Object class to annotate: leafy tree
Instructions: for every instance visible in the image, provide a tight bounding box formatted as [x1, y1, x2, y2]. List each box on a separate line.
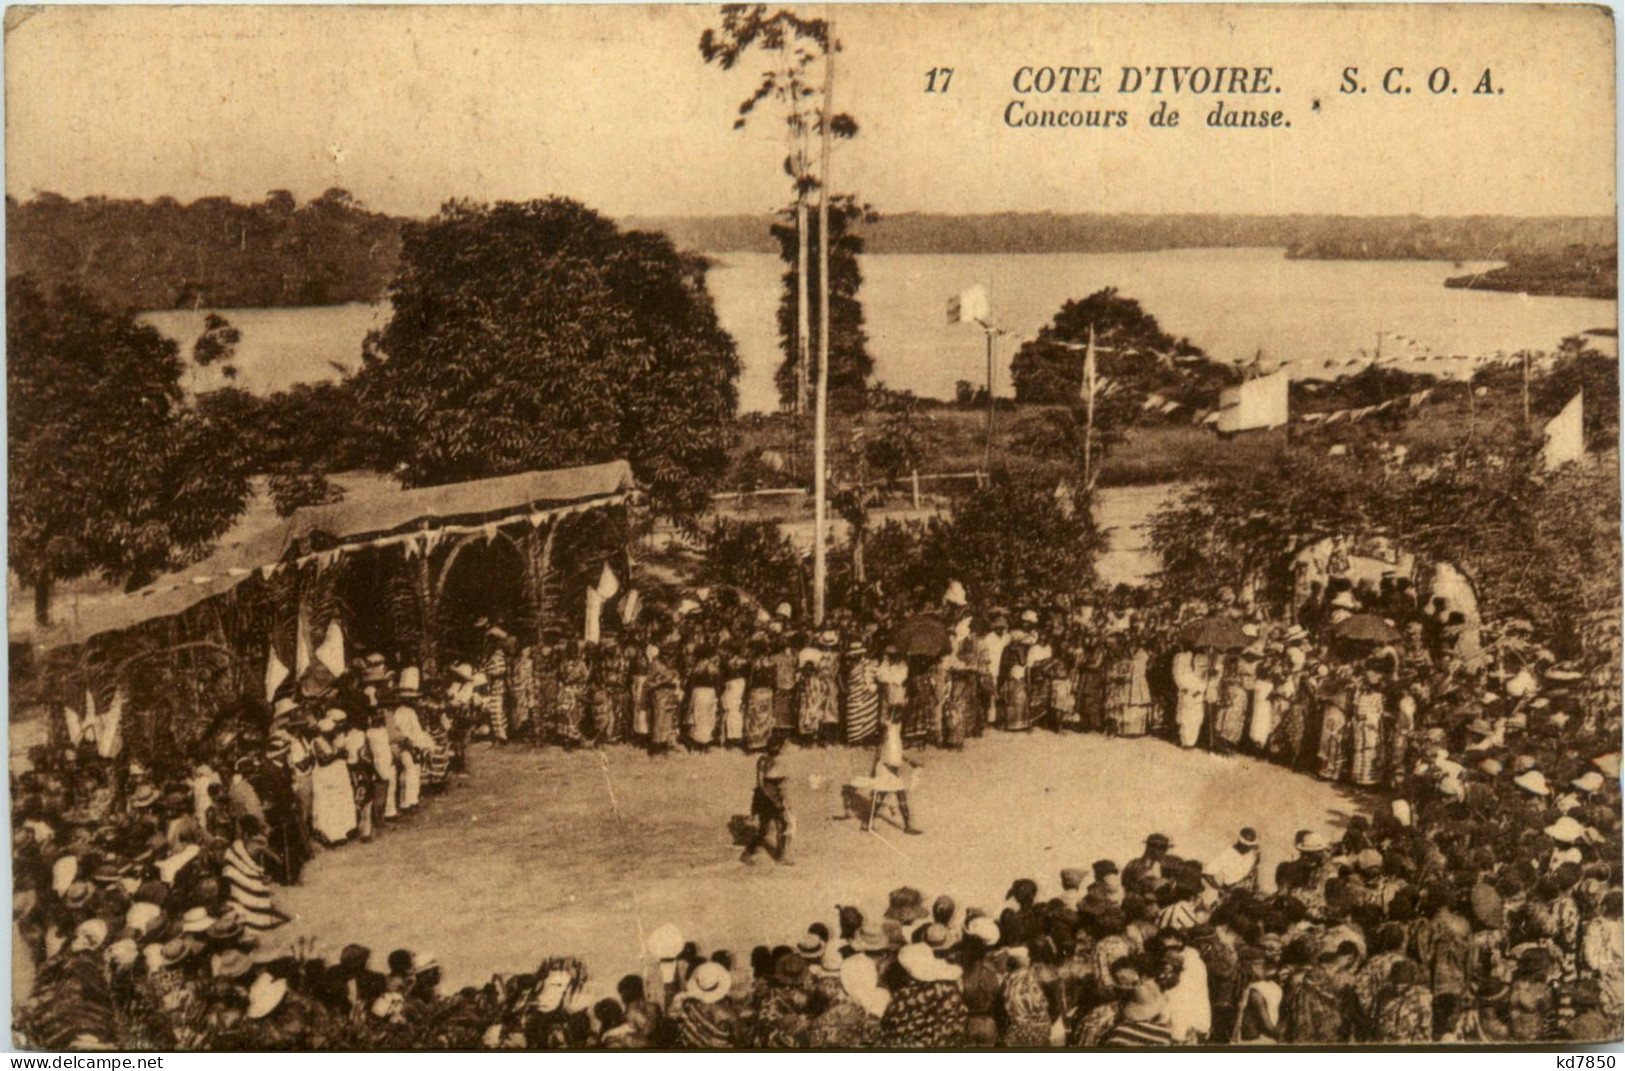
[1531, 337, 1619, 449]
[1009, 287, 1225, 405]
[698, 517, 806, 614]
[352, 198, 741, 518]
[771, 195, 876, 411]
[8, 276, 255, 624]
[1149, 437, 1621, 653]
[700, 5, 857, 413]
[191, 312, 241, 380]
[940, 476, 1102, 607]
[1149, 445, 1387, 606]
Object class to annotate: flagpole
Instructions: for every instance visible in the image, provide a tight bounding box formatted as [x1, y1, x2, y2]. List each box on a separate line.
[812, 8, 834, 627]
[983, 324, 995, 471]
[1083, 325, 1095, 489]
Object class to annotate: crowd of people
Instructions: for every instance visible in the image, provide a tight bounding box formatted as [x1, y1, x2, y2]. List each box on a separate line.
[11, 568, 1622, 1048]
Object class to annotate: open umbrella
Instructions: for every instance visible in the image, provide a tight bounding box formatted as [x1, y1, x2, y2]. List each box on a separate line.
[890, 614, 951, 657]
[1176, 616, 1249, 650]
[1330, 613, 1401, 644]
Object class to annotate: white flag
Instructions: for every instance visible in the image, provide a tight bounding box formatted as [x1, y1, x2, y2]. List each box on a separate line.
[946, 283, 990, 325]
[1081, 325, 1098, 404]
[1215, 368, 1290, 433]
[265, 643, 291, 703]
[1542, 390, 1584, 470]
[314, 619, 347, 677]
[295, 606, 313, 675]
[595, 562, 621, 600]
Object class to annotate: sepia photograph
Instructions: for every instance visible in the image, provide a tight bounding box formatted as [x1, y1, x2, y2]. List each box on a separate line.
[3, 2, 1620, 1051]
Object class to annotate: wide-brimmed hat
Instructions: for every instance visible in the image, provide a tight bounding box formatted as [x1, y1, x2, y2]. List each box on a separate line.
[1546, 663, 1584, 682]
[897, 942, 961, 983]
[146, 937, 192, 971]
[247, 972, 289, 1019]
[449, 662, 476, 682]
[1297, 832, 1329, 854]
[62, 881, 95, 909]
[1144, 833, 1171, 850]
[181, 907, 215, 934]
[129, 785, 161, 809]
[207, 914, 245, 943]
[813, 944, 844, 978]
[922, 923, 950, 949]
[126, 901, 163, 937]
[850, 921, 892, 953]
[1514, 770, 1552, 796]
[212, 949, 253, 979]
[647, 923, 684, 960]
[687, 962, 732, 1004]
[796, 931, 826, 959]
[1545, 816, 1585, 843]
[885, 886, 928, 923]
[773, 949, 808, 986]
[1121, 981, 1166, 1022]
[72, 918, 109, 953]
[1573, 771, 1606, 793]
[964, 916, 1000, 946]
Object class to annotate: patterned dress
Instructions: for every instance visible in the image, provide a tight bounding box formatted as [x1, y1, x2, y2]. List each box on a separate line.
[1001, 641, 1032, 731]
[744, 657, 776, 751]
[844, 658, 880, 745]
[880, 981, 967, 1049]
[942, 668, 976, 749]
[1349, 688, 1385, 786]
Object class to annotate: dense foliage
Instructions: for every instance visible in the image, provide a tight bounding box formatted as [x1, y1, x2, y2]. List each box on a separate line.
[1149, 433, 1621, 655]
[6, 190, 402, 310]
[1009, 287, 1233, 406]
[352, 198, 741, 518]
[7, 277, 256, 623]
[771, 196, 876, 411]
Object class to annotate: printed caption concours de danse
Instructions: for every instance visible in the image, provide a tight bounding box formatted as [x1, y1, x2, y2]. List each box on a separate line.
[919, 63, 1507, 129]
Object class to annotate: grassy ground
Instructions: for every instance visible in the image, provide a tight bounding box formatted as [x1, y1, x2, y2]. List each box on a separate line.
[727, 387, 1528, 499]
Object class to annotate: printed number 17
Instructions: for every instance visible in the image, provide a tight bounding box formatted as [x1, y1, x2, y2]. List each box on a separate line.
[925, 67, 954, 93]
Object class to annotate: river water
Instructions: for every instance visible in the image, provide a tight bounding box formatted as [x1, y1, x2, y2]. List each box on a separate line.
[144, 247, 1614, 411]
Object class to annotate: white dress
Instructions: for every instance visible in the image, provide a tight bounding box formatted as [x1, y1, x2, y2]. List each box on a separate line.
[871, 721, 907, 791]
[310, 737, 357, 843]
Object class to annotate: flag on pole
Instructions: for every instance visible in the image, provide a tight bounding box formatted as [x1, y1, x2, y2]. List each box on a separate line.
[595, 562, 621, 601]
[314, 620, 346, 677]
[946, 283, 990, 325]
[1541, 390, 1584, 470]
[1081, 325, 1098, 404]
[265, 644, 290, 703]
[1215, 368, 1291, 433]
[295, 606, 313, 675]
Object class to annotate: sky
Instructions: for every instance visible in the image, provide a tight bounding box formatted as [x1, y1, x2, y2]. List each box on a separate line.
[6, 4, 1616, 220]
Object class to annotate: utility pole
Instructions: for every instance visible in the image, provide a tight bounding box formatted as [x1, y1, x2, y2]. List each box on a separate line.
[812, 9, 834, 626]
[1521, 350, 1532, 431]
[983, 324, 996, 471]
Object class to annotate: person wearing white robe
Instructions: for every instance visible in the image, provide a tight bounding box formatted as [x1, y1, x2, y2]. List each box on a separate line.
[1164, 945, 1212, 1044]
[388, 675, 437, 814]
[1172, 649, 1209, 748]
